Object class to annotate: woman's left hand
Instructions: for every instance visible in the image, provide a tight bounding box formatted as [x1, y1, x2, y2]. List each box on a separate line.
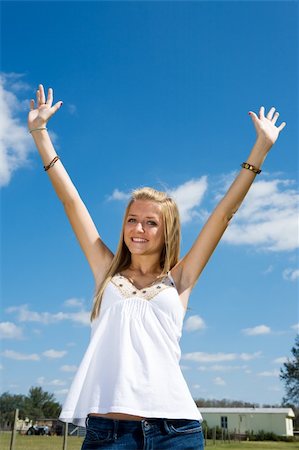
[249, 106, 286, 149]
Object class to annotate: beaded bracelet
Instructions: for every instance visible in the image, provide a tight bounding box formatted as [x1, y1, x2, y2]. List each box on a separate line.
[29, 127, 47, 133]
[241, 162, 262, 174]
[44, 155, 60, 171]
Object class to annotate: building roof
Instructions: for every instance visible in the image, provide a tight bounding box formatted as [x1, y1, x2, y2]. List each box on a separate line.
[198, 408, 295, 417]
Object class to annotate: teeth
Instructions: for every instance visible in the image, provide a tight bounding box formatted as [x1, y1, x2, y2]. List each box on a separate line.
[132, 238, 147, 243]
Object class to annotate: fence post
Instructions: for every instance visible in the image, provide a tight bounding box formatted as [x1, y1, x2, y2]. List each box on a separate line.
[62, 422, 68, 450]
[9, 408, 18, 450]
[212, 427, 216, 445]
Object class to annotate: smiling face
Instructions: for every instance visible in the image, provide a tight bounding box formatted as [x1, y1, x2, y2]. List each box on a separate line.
[123, 200, 165, 259]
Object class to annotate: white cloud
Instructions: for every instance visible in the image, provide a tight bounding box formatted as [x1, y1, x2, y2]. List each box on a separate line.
[283, 268, 299, 282]
[107, 177, 208, 224]
[242, 325, 271, 336]
[168, 177, 208, 224]
[0, 322, 23, 339]
[214, 376, 226, 386]
[197, 364, 248, 372]
[182, 351, 261, 363]
[60, 365, 78, 372]
[37, 376, 66, 386]
[108, 189, 131, 201]
[273, 357, 287, 364]
[240, 352, 262, 361]
[1, 350, 39, 361]
[192, 384, 201, 389]
[220, 178, 299, 252]
[179, 365, 190, 371]
[258, 370, 280, 377]
[262, 265, 274, 275]
[64, 298, 84, 308]
[1, 73, 32, 93]
[54, 388, 69, 396]
[7, 304, 90, 326]
[67, 104, 77, 115]
[291, 323, 299, 332]
[184, 315, 206, 332]
[43, 349, 67, 359]
[0, 73, 33, 186]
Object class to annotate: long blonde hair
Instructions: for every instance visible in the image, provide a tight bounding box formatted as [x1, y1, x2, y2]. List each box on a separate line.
[91, 187, 181, 320]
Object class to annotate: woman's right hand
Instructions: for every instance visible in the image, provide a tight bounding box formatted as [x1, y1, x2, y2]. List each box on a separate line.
[28, 84, 63, 131]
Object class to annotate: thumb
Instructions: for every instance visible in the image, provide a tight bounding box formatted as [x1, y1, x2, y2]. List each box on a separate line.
[248, 111, 259, 125]
[50, 101, 63, 115]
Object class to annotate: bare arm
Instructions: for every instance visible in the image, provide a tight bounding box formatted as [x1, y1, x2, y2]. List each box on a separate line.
[28, 85, 113, 284]
[172, 106, 286, 298]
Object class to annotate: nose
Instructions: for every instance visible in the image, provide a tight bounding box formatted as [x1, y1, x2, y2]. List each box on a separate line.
[135, 221, 145, 232]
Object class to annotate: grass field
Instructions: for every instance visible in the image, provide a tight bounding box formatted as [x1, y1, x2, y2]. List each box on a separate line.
[0, 433, 298, 450]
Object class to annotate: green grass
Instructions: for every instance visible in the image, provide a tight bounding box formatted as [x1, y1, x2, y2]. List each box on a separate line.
[0, 433, 82, 450]
[205, 441, 298, 449]
[0, 433, 298, 450]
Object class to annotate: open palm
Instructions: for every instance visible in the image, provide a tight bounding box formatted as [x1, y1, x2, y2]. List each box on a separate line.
[28, 84, 62, 130]
[249, 106, 286, 147]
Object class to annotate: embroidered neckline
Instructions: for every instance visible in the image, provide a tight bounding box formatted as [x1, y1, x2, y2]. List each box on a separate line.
[110, 273, 176, 301]
[118, 272, 166, 291]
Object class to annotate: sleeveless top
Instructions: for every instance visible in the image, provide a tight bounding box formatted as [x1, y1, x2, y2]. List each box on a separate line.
[59, 272, 202, 426]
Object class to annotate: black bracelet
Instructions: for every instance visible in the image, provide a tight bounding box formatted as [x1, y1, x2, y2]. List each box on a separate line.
[44, 155, 60, 171]
[241, 162, 262, 174]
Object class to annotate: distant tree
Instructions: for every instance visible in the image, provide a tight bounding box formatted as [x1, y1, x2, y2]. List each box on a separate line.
[195, 398, 259, 408]
[24, 387, 61, 420]
[280, 335, 299, 406]
[0, 387, 61, 429]
[0, 392, 26, 429]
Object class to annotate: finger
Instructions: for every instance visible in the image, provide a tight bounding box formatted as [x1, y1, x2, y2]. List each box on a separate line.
[46, 88, 53, 106]
[30, 99, 35, 111]
[272, 111, 279, 125]
[39, 84, 46, 104]
[50, 101, 63, 115]
[36, 88, 41, 105]
[266, 106, 276, 120]
[277, 121, 286, 132]
[248, 111, 259, 125]
[259, 106, 265, 119]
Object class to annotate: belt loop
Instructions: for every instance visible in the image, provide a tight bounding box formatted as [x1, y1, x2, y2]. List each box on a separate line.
[113, 420, 118, 440]
[163, 418, 171, 433]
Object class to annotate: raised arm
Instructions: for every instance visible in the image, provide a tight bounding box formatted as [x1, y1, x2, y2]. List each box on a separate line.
[172, 106, 286, 297]
[28, 84, 113, 285]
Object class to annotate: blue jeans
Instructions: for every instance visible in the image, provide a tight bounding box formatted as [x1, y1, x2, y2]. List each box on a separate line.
[81, 415, 204, 449]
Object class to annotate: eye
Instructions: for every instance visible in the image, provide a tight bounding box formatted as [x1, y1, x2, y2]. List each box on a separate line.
[147, 220, 157, 226]
[127, 218, 136, 223]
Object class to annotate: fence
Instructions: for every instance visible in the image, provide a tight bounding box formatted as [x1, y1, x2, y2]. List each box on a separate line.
[8, 409, 81, 450]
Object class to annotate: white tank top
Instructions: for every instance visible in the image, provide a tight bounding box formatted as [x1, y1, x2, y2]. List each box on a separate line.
[59, 272, 202, 426]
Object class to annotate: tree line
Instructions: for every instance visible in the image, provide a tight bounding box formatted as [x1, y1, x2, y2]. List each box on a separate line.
[0, 386, 61, 429]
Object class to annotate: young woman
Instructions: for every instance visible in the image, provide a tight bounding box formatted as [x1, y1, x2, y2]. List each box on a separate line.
[28, 85, 286, 450]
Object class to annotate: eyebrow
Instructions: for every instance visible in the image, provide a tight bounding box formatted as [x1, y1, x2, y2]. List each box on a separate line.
[127, 214, 159, 220]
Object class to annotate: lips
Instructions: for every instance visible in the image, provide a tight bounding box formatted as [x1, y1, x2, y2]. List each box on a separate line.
[131, 238, 148, 243]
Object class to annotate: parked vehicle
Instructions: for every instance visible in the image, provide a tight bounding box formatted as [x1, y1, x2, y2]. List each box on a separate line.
[26, 424, 51, 435]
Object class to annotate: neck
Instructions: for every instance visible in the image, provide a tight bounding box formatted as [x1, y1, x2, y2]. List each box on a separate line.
[128, 255, 161, 276]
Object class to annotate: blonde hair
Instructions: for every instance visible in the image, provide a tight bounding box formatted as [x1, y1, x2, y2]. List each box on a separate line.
[91, 187, 181, 320]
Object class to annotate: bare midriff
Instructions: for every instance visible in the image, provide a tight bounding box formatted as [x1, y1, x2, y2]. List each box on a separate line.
[88, 412, 146, 421]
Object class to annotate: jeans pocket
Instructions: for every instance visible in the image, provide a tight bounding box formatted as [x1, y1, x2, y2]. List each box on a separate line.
[166, 419, 202, 435]
[84, 427, 113, 444]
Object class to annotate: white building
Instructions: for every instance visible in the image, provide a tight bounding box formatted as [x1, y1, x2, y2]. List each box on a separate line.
[199, 407, 295, 437]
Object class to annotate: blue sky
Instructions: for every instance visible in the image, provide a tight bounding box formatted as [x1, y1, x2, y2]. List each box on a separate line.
[1, 1, 298, 409]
